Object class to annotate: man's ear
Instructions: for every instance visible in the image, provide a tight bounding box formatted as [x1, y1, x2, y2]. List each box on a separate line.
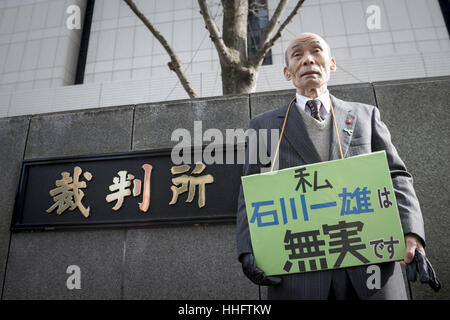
[283, 66, 292, 80]
[330, 57, 337, 72]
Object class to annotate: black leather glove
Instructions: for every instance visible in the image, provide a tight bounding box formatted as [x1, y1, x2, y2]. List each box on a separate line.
[240, 253, 282, 286]
[406, 249, 441, 292]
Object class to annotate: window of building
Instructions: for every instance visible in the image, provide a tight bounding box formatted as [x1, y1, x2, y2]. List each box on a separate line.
[75, 0, 95, 85]
[247, 0, 273, 65]
[439, 0, 450, 37]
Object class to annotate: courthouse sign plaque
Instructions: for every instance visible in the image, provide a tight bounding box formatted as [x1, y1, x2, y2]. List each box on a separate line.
[12, 147, 242, 231]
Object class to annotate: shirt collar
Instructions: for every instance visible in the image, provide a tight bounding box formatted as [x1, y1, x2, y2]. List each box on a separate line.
[295, 90, 331, 114]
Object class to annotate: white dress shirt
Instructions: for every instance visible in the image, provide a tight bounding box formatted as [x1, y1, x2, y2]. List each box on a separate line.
[295, 90, 331, 120]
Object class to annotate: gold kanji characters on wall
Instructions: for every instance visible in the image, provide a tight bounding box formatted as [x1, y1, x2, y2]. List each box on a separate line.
[169, 162, 214, 208]
[46, 166, 93, 218]
[46, 161, 213, 218]
[106, 164, 153, 212]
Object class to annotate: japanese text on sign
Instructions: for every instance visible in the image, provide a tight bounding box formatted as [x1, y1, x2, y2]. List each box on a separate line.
[241, 151, 405, 276]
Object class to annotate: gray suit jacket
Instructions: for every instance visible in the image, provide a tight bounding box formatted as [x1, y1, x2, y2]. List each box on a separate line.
[236, 94, 425, 299]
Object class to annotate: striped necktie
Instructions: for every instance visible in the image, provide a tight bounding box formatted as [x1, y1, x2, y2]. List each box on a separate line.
[306, 99, 323, 121]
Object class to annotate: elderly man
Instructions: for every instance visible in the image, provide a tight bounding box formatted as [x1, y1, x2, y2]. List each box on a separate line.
[236, 32, 426, 299]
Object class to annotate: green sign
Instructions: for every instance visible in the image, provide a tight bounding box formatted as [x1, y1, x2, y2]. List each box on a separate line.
[241, 151, 405, 276]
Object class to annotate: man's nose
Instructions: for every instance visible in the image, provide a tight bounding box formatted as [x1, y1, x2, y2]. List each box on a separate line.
[302, 54, 315, 65]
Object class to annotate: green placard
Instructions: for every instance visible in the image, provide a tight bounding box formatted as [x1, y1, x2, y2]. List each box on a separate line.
[241, 151, 405, 276]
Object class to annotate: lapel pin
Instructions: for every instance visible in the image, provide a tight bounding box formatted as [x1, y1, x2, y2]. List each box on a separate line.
[343, 128, 353, 136]
[346, 118, 353, 124]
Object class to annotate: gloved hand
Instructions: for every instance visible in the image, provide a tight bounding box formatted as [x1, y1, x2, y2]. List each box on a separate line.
[406, 249, 441, 292]
[240, 253, 282, 286]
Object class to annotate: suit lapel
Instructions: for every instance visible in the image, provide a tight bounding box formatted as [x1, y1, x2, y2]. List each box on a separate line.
[328, 95, 357, 160]
[276, 100, 321, 164]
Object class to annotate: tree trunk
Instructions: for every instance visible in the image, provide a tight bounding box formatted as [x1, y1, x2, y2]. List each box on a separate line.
[220, 0, 255, 95]
[199, 0, 305, 96]
[222, 0, 248, 63]
[221, 64, 258, 95]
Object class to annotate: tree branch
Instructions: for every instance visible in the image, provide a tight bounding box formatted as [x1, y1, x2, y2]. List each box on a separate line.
[250, 0, 305, 67]
[197, 0, 232, 65]
[123, 0, 198, 99]
[259, 0, 289, 46]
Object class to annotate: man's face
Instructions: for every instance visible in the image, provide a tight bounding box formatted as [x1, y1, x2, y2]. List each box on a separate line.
[284, 34, 336, 92]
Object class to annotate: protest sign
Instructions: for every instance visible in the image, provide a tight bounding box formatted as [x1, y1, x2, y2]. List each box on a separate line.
[241, 151, 405, 275]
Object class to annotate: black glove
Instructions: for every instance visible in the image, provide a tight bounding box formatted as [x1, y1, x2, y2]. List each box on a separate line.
[240, 253, 282, 286]
[406, 249, 441, 292]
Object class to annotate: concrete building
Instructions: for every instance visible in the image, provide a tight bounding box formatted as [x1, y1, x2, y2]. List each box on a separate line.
[0, 0, 449, 116]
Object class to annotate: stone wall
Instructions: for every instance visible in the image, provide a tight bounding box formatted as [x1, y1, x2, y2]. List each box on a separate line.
[1, 76, 448, 300]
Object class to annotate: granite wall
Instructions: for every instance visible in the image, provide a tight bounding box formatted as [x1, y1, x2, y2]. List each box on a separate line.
[0, 76, 448, 300]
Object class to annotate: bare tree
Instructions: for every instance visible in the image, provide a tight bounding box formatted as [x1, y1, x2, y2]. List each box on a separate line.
[124, 0, 305, 97]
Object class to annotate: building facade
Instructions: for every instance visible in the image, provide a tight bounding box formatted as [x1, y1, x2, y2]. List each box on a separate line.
[0, 0, 449, 116]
